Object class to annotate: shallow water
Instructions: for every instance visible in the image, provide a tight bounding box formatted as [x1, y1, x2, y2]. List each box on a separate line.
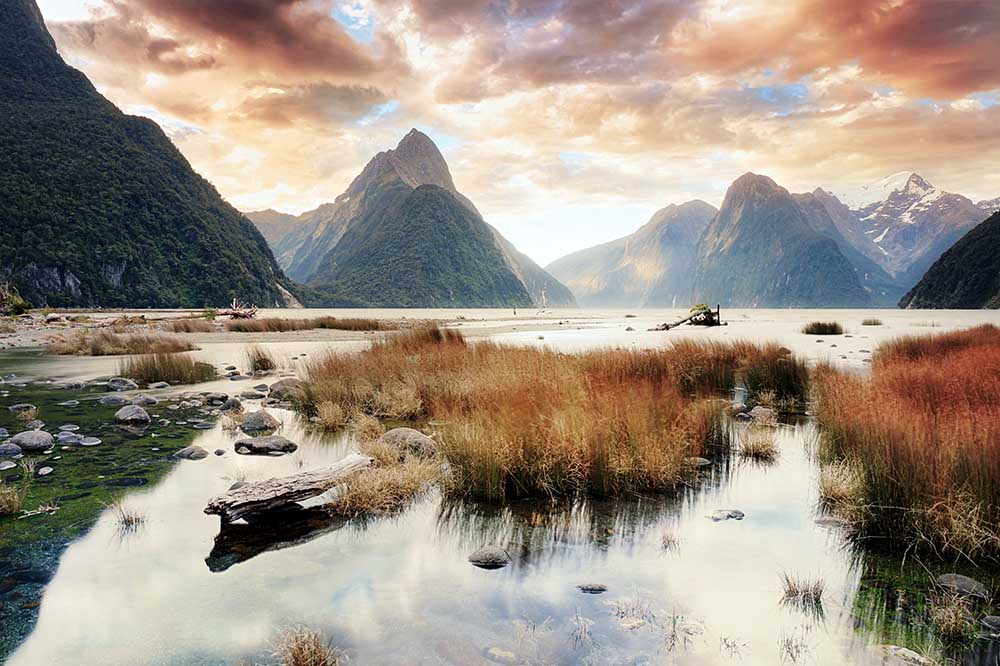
[3, 309, 1000, 665]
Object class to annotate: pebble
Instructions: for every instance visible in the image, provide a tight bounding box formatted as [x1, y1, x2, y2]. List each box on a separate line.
[576, 584, 608, 594]
[709, 509, 745, 522]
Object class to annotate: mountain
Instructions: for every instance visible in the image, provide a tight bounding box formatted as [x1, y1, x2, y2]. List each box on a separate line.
[836, 172, 986, 289]
[248, 129, 574, 307]
[978, 197, 1000, 215]
[900, 211, 1000, 309]
[692, 173, 870, 307]
[545, 201, 716, 307]
[0, 0, 296, 308]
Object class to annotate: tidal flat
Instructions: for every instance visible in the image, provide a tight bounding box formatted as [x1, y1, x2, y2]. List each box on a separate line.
[1, 308, 999, 666]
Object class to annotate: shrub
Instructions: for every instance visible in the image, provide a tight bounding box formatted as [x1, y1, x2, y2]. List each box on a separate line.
[119, 353, 217, 385]
[244, 344, 278, 373]
[48, 331, 197, 356]
[814, 325, 1000, 560]
[302, 326, 802, 500]
[861, 318, 883, 326]
[0, 281, 29, 316]
[802, 321, 843, 335]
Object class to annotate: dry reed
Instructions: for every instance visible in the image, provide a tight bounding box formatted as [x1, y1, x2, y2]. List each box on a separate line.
[226, 316, 394, 333]
[48, 330, 197, 356]
[119, 353, 217, 385]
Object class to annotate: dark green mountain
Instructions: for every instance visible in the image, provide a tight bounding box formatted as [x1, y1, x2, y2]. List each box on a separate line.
[248, 129, 575, 308]
[692, 173, 870, 307]
[0, 0, 295, 307]
[307, 173, 533, 308]
[900, 211, 1000, 309]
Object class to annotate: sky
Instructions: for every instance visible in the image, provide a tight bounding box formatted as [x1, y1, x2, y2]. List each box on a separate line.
[38, 0, 1000, 266]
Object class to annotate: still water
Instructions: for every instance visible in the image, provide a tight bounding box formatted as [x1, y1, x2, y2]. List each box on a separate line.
[3, 309, 1000, 665]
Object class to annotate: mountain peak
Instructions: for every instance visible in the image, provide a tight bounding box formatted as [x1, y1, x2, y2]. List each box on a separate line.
[841, 171, 935, 209]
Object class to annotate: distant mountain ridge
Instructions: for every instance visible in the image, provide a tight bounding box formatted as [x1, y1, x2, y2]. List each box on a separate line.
[1, 0, 296, 308]
[901, 211, 1000, 309]
[248, 130, 574, 308]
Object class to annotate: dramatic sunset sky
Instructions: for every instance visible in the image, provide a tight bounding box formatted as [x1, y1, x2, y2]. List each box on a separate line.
[37, 0, 1000, 264]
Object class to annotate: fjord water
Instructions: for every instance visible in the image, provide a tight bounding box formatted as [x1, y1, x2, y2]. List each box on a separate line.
[3, 309, 1000, 665]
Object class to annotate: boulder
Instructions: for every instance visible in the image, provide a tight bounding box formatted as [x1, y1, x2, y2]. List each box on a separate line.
[234, 435, 298, 456]
[220, 398, 243, 413]
[468, 546, 511, 570]
[749, 406, 776, 423]
[240, 410, 280, 433]
[709, 509, 745, 522]
[269, 378, 305, 401]
[11, 431, 54, 452]
[148, 382, 171, 390]
[173, 445, 209, 460]
[107, 377, 138, 392]
[0, 443, 23, 458]
[7, 403, 36, 413]
[379, 428, 437, 460]
[131, 394, 159, 406]
[204, 392, 228, 405]
[114, 405, 151, 425]
[935, 573, 989, 599]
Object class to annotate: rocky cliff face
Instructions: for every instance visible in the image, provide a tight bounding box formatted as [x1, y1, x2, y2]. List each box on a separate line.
[0, 0, 294, 307]
[248, 129, 575, 307]
[901, 211, 1000, 309]
[546, 201, 716, 307]
[692, 174, 870, 307]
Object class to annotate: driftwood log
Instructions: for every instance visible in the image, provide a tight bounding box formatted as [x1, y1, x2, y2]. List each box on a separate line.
[204, 453, 372, 522]
[650, 304, 723, 331]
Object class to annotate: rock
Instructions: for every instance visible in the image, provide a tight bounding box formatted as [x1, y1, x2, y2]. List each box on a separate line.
[0, 460, 16, 471]
[228, 481, 247, 491]
[114, 405, 151, 425]
[0, 428, 7, 439]
[234, 435, 298, 456]
[240, 391, 265, 400]
[23, 420, 44, 430]
[982, 616, 1000, 634]
[131, 394, 159, 406]
[709, 509, 745, 522]
[173, 445, 209, 460]
[468, 546, 511, 570]
[220, 398, 243, 413]
[214, 449, 226, 456]
[57, 400, 79, 407]
[0, 443, 23, 458]
[625, 326, 635, 332]
[269, 378, 305, 401]
[729, 402, 748, 415]
[56, 432, 82, 444]
[148, 382, 171, 390]
[229, 375, 251, 381]
[253, 384, 269, 392]
[58, 424, 79, 432]
[99, 395, 129, 406]
[734, 412, 752, 421]
[685, 457, 711, 467]
[204, 392, 228, 405]
[378, 428, 438, 460]
[79, 437, 102, 447]
[107, 377, 138, 392]
[935, 573, 989, 599]
[7, 403, 36, 413]
[577, 583, 608, 594]
[884, 645, 936, 665]
[748, 406, 776, 423]
[11, 431, 54, 452]
[37, 466, 53, 477]
[240, 410, 280, 433]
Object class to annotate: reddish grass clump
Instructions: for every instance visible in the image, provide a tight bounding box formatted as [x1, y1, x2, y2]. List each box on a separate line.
[815, 324, 1000, 559]
[225, 316, 395, 333]
[303, 326, 802, 501]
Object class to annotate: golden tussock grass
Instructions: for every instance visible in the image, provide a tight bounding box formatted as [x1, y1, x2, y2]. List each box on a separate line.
[303, 326, 803, 500]
[815, 324, 1000, 560]
[244, 344, 278, 373]
[802, 321, 844, 335]
[119, 353, 217, 385]
[162, 318, 215, 333]
[325, 455, 442, 518]
[273, 626, 339, 666]
[928, 592, 976, 642]
[48, 330, 197, 356]
[861, 318, 883, 326]
[738, 423, 779, 461]
[226, 316, 395, 333]
[0, 481, 24, 516]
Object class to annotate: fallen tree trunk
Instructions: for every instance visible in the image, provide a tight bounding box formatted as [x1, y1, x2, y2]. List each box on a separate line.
[204, 453, 373, 522]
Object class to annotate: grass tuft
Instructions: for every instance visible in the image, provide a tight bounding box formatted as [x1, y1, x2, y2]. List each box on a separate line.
[802, 321, 843, 335]
[119, 353, 217, 385]
[738, 423, 779, 461]
[861, 318, 883, 326]
[274, 626, 339, 666]
[928, 592, 976, 643]
[0, 480, 24, 515]
[108, 499, 146, 535]
[324, 455, 442, 518]
[162, 318, 215, 333]
[244, 344, 278, 373]
[780, 572, 825, 615]
[48, 330, 197, 356]
[226, 316, 395, 333]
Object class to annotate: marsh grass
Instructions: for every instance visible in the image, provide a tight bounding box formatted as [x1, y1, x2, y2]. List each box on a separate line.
[303, 327, 805, 500]
[119, 353, 217, 385]
[815, 325, 1000, 560]
[226, 316, 395, 333]
[274, 626, 339, 666]
[780, 572, 825, 617]
[861, 318, 883, 326]
[162, 318, 215, 333]
[325, 452, 442, 518]
[928, 592, 976, 643]
[48, 330, 197, 356]
[739, 423, 779, 461]
[0, 480, 24, 515]
[802, 321, 844, 335]
[107, 499, 146, 535]
[244, 344, 278, 373]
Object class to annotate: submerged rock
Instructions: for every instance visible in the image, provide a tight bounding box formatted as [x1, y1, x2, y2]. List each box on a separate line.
[234, 435, 298, 455]
[7, 403, 36, 413]
[220, 398, 243, 413]
[147, 381, 171, 390]
[884, 645, 936, 665]
[99, 395, 129, 406]
[107, 377, 138, 392]
[269, 378, 304, 401]
[173, 445, 209, 460]
[115, 405, 151, 425]
[79, 437, 102, 447]
[240, 410, 280, 434]
[468, 546, 511, 570]
[380, 428, 437, 460]
[685, 456, 711, 467]
[748, 406, 776, 423]
[36, 466, 54, 477]
[576, 583, 608, 594]
[131, 394, 159, 406]
[709, 509, 745, 522]
[935, 573, 989, 599]
[0, 460, 17, 471]
[0, 443, 23, 458]
[11, 431, 54, 452]
[204, 392, 228, 405]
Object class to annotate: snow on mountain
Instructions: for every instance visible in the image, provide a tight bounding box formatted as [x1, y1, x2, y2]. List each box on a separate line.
[979, 197, 1000, 214]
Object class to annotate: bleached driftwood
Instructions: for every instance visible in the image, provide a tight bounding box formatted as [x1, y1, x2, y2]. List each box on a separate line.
[204, 453, 372, 522]
[221, 298, 258, 320]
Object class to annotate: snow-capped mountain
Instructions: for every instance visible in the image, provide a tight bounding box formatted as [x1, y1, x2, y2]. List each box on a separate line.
[978, 197, 1000, 214]
[835, 172, 987, 289]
